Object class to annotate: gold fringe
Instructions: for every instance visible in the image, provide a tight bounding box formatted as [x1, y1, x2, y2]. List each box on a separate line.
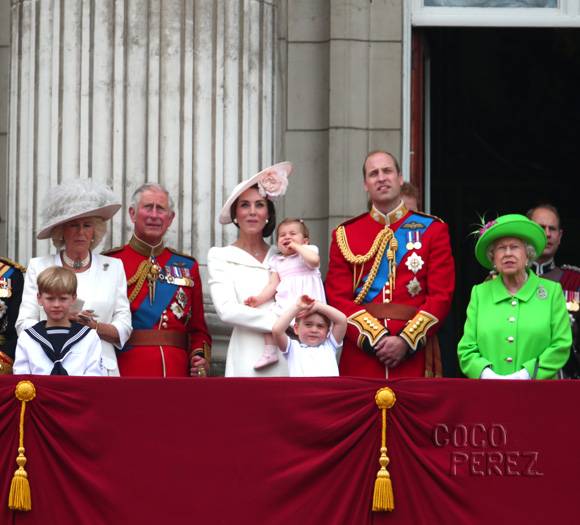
[336, 226, 398, 305]
[8, 380, 36, 512]
[372, 387, 396, 513]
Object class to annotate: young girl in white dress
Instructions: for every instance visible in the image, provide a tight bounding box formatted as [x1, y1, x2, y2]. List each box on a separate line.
[244, 218, 326, 369]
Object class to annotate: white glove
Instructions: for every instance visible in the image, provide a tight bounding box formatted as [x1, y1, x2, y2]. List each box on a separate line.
[509, 368, 531, 380]
[484, 368, 531, 380]
[480, 367, 501, 379]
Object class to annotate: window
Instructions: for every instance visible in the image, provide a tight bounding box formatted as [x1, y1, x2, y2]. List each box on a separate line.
[412, 0, 580, 27]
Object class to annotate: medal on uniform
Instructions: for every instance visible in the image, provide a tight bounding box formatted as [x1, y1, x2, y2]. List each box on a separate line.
[170, 302, 184, 319]
[0, 278, 11, 299]
[405, 252, 424, 274]
[566, 291, 579, 312]
[537, 286, 548, 300]
[413, 231, 422, 250]
[406, 277, 422, 297]
[406, 231, 422, 251]
[176, 287, 188, 309]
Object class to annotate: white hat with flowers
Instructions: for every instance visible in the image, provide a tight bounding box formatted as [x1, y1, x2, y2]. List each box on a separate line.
[218, 162, 293, 225]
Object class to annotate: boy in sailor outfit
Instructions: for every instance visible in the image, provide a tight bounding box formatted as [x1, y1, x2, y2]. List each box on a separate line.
[13, 266, 104, 376]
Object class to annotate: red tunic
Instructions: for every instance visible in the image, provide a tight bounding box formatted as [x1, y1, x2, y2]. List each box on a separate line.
[326, 204, 455, 378]
[107, 239, 211, 377]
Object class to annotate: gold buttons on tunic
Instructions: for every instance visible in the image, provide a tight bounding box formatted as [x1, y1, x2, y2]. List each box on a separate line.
[161, 322, 168, 328]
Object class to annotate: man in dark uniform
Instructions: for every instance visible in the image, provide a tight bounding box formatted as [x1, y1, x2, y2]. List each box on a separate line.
[106, 183, 211, 377]
[528, 204, 580, 377]
[0, 257, 25, 374]
[326, 150, 455, 379]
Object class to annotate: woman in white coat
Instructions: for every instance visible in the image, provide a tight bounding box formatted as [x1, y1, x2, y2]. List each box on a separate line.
[16, 180, 132, 376]
[208, 162, 292, 377]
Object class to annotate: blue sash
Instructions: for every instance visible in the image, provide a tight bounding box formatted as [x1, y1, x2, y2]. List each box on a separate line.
[355, 213, 434, 303]
[131, 253, 194, 330]
[1, 267, 15, 279]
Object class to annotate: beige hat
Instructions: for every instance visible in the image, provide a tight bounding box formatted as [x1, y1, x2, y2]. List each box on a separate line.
[37, 180, 122, 239]
[218, 162, 293, 225]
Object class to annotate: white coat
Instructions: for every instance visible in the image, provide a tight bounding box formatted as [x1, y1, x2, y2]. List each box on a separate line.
[15, 252, 132, 375]
[207, 245, 289, 377]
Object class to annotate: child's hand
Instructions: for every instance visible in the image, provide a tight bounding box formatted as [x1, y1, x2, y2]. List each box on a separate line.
[296, 295, 315, 316]
[244, 296, 260, 307]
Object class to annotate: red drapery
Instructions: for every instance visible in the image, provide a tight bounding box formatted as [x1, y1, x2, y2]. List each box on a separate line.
[0, 377, 577, 525]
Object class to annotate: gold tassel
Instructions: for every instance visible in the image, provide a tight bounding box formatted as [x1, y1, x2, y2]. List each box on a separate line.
[372, 387, 396, 512]
[8, 380, 36, 512]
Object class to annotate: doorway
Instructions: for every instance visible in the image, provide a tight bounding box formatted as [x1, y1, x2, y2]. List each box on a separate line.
[422, 28, 578, 376]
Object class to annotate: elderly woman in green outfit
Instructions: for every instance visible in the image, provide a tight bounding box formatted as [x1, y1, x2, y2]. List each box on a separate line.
[458, 214, 571, 380]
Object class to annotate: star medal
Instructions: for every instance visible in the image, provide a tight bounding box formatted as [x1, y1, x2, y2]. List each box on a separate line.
[406, 277, 422, 297]
[176, 287, 188, 309]
[405, 252, 424, 274]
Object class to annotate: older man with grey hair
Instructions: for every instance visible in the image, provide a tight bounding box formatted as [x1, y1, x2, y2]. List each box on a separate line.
[106, 183, 211, 377]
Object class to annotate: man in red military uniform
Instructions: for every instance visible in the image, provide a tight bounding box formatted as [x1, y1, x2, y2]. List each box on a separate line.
[326, 151, 455, 378]
[528, 203, 580, 378]
[106, 183, 211, 377]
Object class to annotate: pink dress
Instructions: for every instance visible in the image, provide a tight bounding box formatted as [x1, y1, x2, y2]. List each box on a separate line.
[268, 245, 326, 315]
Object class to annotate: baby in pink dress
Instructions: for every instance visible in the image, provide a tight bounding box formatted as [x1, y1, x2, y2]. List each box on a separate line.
[244, 218, 326, 369]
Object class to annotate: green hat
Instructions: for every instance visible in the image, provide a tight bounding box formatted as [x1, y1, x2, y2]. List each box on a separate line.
[474, 214, 546, 269]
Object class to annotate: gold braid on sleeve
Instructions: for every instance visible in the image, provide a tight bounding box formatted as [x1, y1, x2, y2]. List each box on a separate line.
[336, 226, 395, 305]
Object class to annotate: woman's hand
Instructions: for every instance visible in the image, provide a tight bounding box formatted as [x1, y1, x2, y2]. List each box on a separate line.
[71, 309, 99, 329]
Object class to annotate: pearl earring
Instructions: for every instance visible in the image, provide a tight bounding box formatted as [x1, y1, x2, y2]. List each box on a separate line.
[233, 218, 238, 224]
[265, 219, 269, 224]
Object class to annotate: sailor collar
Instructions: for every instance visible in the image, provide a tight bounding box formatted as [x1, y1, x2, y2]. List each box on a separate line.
[370, 201, 408, 226]
[129, 235, 165, 257]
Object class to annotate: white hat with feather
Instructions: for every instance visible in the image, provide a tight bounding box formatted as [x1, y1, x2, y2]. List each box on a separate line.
[37, 179, 122, 240]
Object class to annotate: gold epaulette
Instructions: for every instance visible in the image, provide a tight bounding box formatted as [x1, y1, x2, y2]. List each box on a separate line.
[101, 245, 124, 256]
[167, 247, 197, 262]
[0, 257, 26, 273]
[400, 310, 438, 351]
[562, 264, 580, 273]
[335, 212, 368, 229]
[412, 210, 444, 223]
[348, 309, 388, 347]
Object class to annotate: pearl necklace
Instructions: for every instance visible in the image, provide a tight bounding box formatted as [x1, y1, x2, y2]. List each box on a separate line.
[62, 251, 91, 270]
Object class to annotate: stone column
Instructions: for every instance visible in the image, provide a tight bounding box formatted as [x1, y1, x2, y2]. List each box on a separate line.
[328, 0, 403, 227]
[8, 0, 282, 371]
[8, 0, 280, 259]
[282, 0, 404, 271]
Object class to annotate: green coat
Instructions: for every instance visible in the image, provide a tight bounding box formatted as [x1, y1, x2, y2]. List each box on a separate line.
[458, 270, 572, 379]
